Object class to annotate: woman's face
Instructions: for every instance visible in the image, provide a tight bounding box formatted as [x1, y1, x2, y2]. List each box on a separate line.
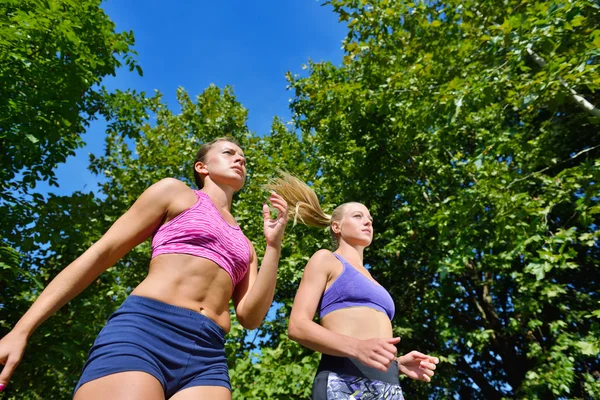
[198, 141, 247, 191]
[334, 203, 373, 247]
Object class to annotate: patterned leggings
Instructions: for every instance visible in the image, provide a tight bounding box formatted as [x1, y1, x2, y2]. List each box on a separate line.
[312, 355, 405, 400]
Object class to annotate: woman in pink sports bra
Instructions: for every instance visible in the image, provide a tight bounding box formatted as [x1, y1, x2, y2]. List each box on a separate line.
[0, 137, 289, 400]
[268, 172, 439, 400]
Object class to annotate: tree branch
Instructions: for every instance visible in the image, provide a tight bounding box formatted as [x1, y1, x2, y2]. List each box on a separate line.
[456, 357, 503, 400]
[463, 262, 529, 388]
[527, 48, 600, 118]
[507, 144, 600, 188]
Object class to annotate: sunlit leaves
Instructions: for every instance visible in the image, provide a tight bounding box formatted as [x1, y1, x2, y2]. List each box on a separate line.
[290, 0, 599, 398]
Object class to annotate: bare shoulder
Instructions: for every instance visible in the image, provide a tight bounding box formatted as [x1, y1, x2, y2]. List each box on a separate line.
[151, 178, 192, 194]
[141, 178, 193, 204]
[309, 249, 337, 264]
[305, 249, 339, 276]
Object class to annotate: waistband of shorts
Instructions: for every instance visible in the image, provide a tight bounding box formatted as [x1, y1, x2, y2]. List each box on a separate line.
[124, 295, 226, 337]
[317, 354, 400, 385]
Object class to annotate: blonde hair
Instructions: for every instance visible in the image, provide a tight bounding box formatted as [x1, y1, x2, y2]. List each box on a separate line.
[265, 171, 356, 247]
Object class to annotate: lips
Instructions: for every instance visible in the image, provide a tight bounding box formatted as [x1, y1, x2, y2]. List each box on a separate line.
[232, 166, 244, 174]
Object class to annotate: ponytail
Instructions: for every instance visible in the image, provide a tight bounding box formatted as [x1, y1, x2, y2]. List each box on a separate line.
[265, 171, 331, 228]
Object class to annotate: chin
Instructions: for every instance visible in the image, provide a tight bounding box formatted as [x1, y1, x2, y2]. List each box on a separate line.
[231, 178, 246, 192]
[350, 237, 372, 247]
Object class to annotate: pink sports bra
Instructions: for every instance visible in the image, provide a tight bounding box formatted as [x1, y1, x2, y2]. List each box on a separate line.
[151, 190, 251, 287]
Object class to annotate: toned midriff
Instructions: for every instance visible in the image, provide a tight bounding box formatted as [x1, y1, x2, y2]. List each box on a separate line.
[321, 306, 394, 340]
[131, 253, 234, 333]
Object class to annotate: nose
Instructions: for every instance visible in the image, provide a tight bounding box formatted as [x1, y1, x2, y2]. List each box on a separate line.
[234, 154, 245, 166]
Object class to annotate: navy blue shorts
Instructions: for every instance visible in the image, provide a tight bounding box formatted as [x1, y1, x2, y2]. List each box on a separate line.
[74, 295, 230, 397]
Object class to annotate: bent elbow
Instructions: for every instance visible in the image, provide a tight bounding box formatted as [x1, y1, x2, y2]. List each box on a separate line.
[243, 320, 261, 331]
[238, 314, 261, 331]
[288, 318, 303, 342]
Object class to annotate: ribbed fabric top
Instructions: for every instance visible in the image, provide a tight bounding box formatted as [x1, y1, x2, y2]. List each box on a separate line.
[151, 190, 251, 287]
[319, 253, 395, 320]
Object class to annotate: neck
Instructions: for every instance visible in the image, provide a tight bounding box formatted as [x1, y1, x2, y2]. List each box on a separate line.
[201, 181, 235, 211]
[336, 242, 365, 264]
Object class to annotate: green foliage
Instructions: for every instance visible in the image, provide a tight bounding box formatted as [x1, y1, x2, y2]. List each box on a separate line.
[231, 335, 319, 399]
[3, 0, 600, 399]
[0, 0, 139, 197]
[0, 1, 139, 398]
[1, 191, 125, 399]
[283, 0, 600, 398]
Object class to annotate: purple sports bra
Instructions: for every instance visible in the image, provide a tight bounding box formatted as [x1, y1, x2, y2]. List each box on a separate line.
[319, 253, 395, 320]
[151, 190, 251, 287]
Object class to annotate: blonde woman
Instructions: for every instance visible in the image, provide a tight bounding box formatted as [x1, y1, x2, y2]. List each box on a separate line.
[268, 172, 439, 400]
[0, 137, 288, 400]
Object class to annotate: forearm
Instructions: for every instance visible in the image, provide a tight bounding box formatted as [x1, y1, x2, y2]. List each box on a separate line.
[12, 245, 111, 338]
[288, 318, 360, 359]
[237, 244, 281, 328]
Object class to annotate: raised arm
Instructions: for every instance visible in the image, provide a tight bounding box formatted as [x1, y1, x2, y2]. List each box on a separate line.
[288, 250, 399, 372]
[0, 178, 188, 390]
[232, 192, 288, 330]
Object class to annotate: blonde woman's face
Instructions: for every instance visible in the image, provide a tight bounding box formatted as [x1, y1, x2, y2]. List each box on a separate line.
[333, 203, 373, 247]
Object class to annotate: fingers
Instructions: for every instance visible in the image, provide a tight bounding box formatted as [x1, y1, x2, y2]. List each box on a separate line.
[359, 339, 398, 373]
[269, 191, 285, 202]
[0, 356, 19, 392]
[265, 192, 288, 222]
[419, 361, 437, 371]
[386, 337, 401, 345]
[420, 365, 435, 381]
[406, 351, 440, 365]
[381, 341, 399, 356]
[268, 195, 287, 208]
[366, 358, 391, 373]
[378, 339, 399, 358]
[269, 193, 288, 212]
[370, 340, 398, 371]
[270, 201, 287, 219]
[370, 352, 394, 369]
[262, 202, 271, 220]
[418, 358, 437, 382]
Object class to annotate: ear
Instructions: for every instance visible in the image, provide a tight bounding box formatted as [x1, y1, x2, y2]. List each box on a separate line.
[194, 161, 208, 178]
[331, 220, 341, 235]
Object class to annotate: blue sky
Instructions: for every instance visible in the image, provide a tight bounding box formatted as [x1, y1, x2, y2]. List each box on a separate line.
[37, 0, 347, 195]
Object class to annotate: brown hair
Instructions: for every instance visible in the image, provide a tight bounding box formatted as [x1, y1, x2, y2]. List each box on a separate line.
[193, 136, 241, 189]
[265, 171, 356, 247]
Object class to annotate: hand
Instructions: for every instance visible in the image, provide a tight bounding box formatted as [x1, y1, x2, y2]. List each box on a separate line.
[397, 350, 439, 382]
[263, 192, 288, 247]
[354, 337, 400, 372]
[0, 331, 28, 392]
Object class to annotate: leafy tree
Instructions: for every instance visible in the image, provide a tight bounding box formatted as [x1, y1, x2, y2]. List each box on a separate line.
[284, 0, 600, 398]
[0, 0, 139, 197]
[4, 1, 600, 399]
[0, 0, 140, 346]
[0, 0, 139, 397]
